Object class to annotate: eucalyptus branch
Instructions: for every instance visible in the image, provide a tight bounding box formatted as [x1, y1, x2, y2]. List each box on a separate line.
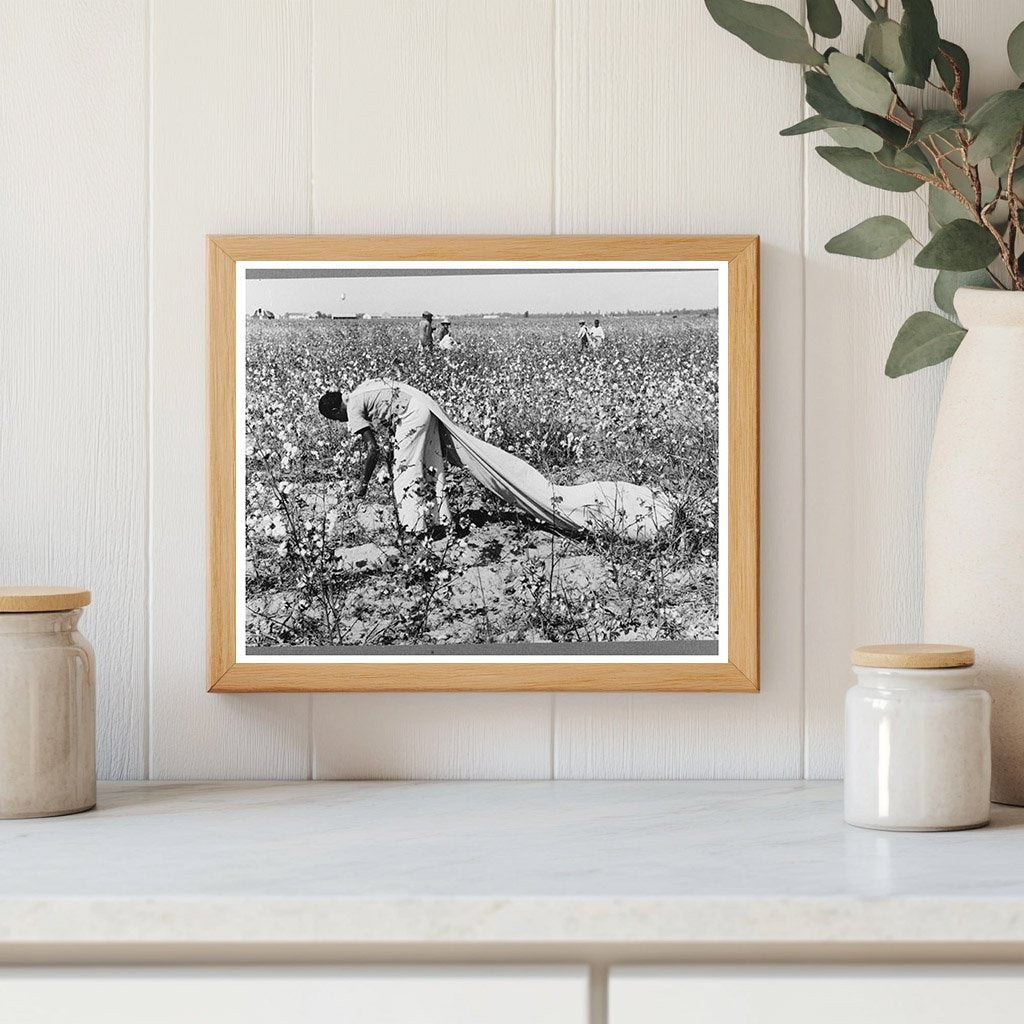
[1006, 135, 1024, 287]
[979, 203, 1019, 288]
[919, 139, 954, 187]
[936, 46, 966, 116]
[927, 135, 967, 170]
[705, 0, 1024, 375]
[956, 134, 984, 210]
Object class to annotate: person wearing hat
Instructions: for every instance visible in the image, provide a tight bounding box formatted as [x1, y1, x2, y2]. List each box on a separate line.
[576, 319, 591, 353]
[418, 310, 434, 354]
[436, 316, 454, 350]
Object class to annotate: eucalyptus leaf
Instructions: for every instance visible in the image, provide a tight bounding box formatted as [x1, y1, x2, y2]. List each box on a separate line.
[907, 111, 962, 146]
[1009, 20, 1024, 80]
[780, 114, 834, 136]
[849, 0, 875, 17]
[990, 131, 1024, 182]
[928, 185, 970, 227]
[864, 19, 905, 75]
[805, 70, 867, 123]
[934, 270, 992, 317]
[826, 124, 884, 152]
[914, 219, 1001, 271]
[827, 52, 894, 116]
[899, 0, 940, 85]
[885, 143, 933, 175]
[705, 0, 825, 64]
[966, 89, 1024, 162]
[885, 311, 966, 378]
[825, 215, 914, 259]
[817, 145, 923, 191]
[807, 0, 841, 39]
[862, 112, 910, 148]
[935, 40, 970, 106]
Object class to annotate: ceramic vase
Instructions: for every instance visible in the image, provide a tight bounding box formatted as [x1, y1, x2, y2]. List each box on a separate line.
[923, 287, 1024, 805]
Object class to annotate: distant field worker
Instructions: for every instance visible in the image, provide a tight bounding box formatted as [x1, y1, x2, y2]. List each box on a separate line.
[590, 318, 606, 346]
[417, 311, 434, 353]
[437, 316, 454, 350]
[318, 380, 673, 540]
[576, 320, 591, 352]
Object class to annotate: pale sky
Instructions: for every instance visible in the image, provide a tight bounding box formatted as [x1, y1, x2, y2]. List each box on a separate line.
[246, 267, 719, 317]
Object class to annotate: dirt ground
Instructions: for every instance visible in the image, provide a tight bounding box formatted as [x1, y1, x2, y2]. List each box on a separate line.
[246, 483, 716, 648]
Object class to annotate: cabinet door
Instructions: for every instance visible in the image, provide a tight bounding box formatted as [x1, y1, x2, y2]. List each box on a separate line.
[0, 967, 588, 1024]
[610, 967, 1024, 1024]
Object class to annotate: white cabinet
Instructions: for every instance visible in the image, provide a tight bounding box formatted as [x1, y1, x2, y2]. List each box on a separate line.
[609, 967, 1024, 1024]
[0, 967, 588, 1024]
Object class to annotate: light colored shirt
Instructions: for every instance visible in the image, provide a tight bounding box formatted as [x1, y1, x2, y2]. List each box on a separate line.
[590, 325, 605, 344]
[345, 379, 411, 435]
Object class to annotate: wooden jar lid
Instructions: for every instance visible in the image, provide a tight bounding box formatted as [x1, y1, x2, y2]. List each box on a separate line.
[0, 587, 92, 613]
[851, 643, 975, 669]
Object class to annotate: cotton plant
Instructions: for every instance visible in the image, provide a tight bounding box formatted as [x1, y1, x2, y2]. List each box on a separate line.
[706, 0, 1024, 376]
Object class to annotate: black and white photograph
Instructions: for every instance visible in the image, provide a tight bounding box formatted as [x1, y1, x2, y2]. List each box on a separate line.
[240, 261, 726, 660]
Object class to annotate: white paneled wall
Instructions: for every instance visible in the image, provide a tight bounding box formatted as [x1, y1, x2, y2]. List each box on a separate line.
[551, 0, 805, 779]
[3, 0, 1015, 780]
[0, 1, 148, 778]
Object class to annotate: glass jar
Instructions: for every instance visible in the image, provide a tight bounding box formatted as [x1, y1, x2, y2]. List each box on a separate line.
[0, 588, 95, 818]
[844, 644, 990, 831]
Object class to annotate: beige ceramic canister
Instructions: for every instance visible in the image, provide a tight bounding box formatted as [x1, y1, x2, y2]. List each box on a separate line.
[844, 644, 991, 832]
[0, 587, 95, 818]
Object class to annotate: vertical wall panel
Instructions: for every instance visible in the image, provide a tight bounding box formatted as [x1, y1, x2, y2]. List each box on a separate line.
[0, 1, 148, 779]
[148, 0, 312, 778]
[551, 0, 806, 778]
[308, 0, 556, 779]
[9, 0, 1014, 781]
[803, 2, 1024, 778]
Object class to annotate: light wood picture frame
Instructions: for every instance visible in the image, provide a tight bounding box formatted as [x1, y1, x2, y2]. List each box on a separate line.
[209, 235, 759, 692]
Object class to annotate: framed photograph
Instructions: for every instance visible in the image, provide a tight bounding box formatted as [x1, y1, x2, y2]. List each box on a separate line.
[208, 235, 758, 692]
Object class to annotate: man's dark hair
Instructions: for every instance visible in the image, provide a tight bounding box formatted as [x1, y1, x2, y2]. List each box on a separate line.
[318, 390, 346, 420]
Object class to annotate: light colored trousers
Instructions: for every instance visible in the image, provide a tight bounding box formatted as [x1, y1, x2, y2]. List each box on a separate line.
[392, 396, 452, 533]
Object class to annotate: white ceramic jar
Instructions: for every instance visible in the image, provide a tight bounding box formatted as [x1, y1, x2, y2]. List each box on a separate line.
[844, 644, 990, 832]
[0, 587, 95, 818]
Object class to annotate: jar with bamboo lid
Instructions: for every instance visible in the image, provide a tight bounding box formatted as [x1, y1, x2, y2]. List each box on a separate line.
[0, 587, 95, 818]
[844, 644, 990, 832]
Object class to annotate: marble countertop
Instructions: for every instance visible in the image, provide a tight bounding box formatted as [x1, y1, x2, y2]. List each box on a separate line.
[2, 781, 1023, 951]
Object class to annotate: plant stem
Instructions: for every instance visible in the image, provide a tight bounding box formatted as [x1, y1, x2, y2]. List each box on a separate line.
[936, 47, 967, 117]
[1006, 135, 1024, 289]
